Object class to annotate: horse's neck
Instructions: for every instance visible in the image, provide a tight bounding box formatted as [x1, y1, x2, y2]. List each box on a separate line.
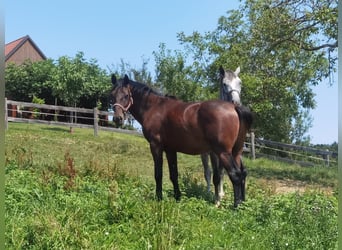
[219, 82, 224, 100]
[129, 97, 143, 124]
[129, 90, 160, 124]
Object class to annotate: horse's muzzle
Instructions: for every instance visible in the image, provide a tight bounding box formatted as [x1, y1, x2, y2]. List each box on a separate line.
[113, 115, 124, 127]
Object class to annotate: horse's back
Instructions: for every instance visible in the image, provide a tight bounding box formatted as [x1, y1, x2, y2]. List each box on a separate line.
[198, 100, 239, 126]
[197, 100, 240, 149]
[164, 100, 239, 154]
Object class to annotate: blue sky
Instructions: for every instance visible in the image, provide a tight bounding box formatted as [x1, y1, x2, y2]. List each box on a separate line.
[5, 1, 337, 144]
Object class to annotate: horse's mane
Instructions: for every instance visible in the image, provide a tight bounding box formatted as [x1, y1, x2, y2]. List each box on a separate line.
[164, 94, 177, 99]
[118, 77, 179, 99]
[128, 79, 163, 97]
[115, 77, 179, 100]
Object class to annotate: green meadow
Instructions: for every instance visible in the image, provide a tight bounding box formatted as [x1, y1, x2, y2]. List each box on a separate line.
[5, 123, 337, 249]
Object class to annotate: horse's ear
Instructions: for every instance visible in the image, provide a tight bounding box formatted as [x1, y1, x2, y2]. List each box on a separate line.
[123, 74, 130, 86]
[219, 66, 225, 77]
[235, 66, 240, 76]
[111, 74, 117, 86]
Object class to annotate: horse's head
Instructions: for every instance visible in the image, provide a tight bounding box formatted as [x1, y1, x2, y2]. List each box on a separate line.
[219, 66, 242, 105]
[109, 74, 133, 127]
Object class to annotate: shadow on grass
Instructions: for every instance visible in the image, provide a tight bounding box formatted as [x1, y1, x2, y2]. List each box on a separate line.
[179, 173, 214, 203]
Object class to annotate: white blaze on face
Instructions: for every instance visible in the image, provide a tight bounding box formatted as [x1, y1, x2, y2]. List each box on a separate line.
[229, 77, 242, 105]
[222, 66, 242, 105]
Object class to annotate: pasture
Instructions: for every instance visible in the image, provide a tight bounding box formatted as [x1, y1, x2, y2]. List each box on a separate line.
[5, 123, 337, 249]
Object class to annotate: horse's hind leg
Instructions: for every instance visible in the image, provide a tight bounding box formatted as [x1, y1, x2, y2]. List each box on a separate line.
[219, 152, 243, 207]
[166, 151, 181, 201]
[212, 157, 225, 206]
[240, 160, 247, 201]
[210, 152, 224, 198]
[201, 153, 211, 192]
[229, 159, 244, 207]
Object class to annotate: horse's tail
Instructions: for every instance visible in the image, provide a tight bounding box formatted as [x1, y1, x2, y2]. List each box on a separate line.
[233, 105, 254, 156]
[235, 105, 253, 132]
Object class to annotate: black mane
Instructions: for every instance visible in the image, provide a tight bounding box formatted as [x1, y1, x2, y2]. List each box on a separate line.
[117, 77, 162, 96]
[117, 77, 171, 98]
[164, 94, 177, 99]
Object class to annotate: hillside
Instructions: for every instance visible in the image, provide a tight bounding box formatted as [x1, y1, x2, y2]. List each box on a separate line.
[5, 123, 337, 249]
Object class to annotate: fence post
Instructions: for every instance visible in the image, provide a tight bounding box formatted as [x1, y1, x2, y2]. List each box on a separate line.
[250, 132, 255, 160]
[93, 107, 98, 136]
[5, 98, 8, 130]
[325, 149, 330, 167]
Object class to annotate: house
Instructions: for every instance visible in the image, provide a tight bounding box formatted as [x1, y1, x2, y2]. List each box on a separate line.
[5, 35, 46, 66]
[5, 35, 47, 117]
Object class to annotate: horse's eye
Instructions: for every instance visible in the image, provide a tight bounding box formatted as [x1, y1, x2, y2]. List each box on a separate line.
[124, 94, 129, 100]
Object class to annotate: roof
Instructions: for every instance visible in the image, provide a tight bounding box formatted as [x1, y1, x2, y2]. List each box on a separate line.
[5, 35, 47, 61]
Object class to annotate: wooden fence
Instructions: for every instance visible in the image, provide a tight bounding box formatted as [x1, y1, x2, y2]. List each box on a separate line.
[5, 99, 141, 137]
[5, 99, 337, 166]
[251, 138, 336, 166]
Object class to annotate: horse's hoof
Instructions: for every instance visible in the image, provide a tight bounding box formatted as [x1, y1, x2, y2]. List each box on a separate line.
[233, 200, 243, 208]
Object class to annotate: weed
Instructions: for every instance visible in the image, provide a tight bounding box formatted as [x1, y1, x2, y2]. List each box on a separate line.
[10, 146, 33, 169]
[57, 151, 77, 190]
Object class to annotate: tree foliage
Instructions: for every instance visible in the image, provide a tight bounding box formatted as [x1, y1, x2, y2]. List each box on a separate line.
[5, 59, 55, 103]
[5, 52, 110, 109]
[51, 52, 109, 108]
[153, 0, 337, 143]
[108, 58, 154, 88]
[153, 43, 206, 101]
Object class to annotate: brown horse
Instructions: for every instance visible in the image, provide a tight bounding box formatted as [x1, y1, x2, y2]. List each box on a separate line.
[109, 74, 253, 207]
[201, 66, 243, 199]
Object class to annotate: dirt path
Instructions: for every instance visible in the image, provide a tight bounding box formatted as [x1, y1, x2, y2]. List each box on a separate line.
[263, 179, 334, 195]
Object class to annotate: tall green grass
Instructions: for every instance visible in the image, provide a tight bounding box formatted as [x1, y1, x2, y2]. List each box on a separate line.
[5, 123, 338, 249]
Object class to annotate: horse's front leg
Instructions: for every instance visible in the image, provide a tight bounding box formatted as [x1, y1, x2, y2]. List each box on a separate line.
[150, 142, 163, 200]
[166, 151, 181, 201]
[201, 153, 211, 193]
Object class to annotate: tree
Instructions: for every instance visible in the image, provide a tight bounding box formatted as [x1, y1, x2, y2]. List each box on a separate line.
[47, 52, 109, 132]
[254, 0, 338, 71]
[164, 0, 337, 143]
[51, 51, 108, 108]
[153, 43, 208, 101]
[5, 59, 55, 103]
[5, 53, 110, 110]
[108, 57, 154, 87]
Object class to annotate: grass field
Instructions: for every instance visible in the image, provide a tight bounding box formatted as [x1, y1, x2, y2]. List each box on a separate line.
[5, 123, 338, 249]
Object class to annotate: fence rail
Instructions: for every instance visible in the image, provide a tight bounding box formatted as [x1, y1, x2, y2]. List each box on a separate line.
[5, 99, 337, 166]
[251, 137, 336, 166]
[5, 99, 141, 136]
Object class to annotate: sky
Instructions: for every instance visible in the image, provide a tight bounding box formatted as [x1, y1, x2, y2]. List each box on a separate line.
[5, 1, 338, 145]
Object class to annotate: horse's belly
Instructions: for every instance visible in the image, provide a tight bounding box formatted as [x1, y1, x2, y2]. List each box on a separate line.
[164, 133, 209, 155]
